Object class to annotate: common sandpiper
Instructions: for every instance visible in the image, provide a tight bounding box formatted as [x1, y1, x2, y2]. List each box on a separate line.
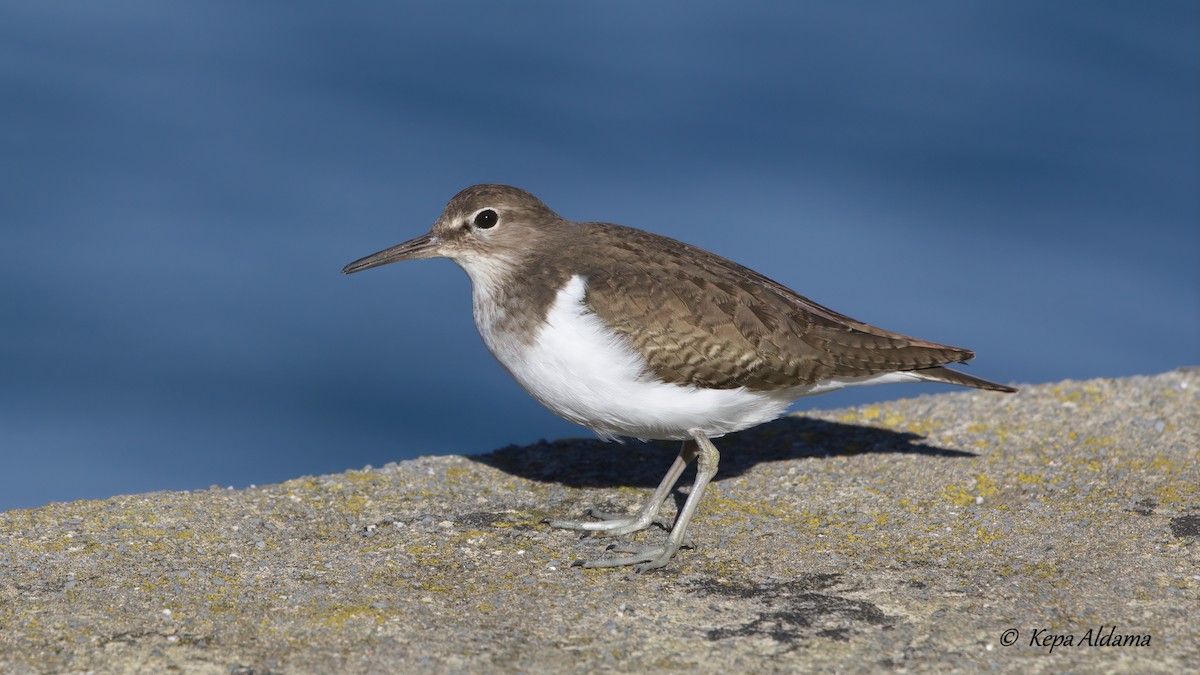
[343, 184, 1015, 572]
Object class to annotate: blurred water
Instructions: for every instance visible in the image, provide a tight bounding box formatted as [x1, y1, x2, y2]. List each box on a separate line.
[1, 1, 1196, 511]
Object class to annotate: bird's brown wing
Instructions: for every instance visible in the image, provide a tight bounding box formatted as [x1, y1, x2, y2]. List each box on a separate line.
[578, 223, 1009, 392]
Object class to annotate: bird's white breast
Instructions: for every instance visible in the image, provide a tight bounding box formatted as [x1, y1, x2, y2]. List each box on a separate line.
[469, 274, 797, 441]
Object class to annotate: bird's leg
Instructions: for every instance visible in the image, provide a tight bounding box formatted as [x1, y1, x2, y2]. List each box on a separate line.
[545, 442, 695, 536]
[574, 430, 720, 573]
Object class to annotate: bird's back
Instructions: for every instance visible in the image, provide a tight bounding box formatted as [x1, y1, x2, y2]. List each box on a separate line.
[563, 222, 1010, 393]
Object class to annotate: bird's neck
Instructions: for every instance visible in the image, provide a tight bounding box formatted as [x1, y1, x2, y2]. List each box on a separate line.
[456, 251, 570, 350]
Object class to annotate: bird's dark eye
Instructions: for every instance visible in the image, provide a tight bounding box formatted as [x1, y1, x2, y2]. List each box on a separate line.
[473, 209, 498, 229]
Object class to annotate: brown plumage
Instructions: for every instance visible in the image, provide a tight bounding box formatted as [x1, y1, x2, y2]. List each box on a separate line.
[572, 221, 1015, 393]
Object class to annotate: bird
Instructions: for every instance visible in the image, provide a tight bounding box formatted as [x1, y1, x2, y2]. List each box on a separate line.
[342, 184, 1016, 572]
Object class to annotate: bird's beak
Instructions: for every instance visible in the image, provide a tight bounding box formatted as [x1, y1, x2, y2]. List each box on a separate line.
[341, 232, 443, 274]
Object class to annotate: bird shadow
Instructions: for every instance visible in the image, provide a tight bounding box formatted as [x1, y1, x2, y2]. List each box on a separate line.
[469, 416, 974, 490]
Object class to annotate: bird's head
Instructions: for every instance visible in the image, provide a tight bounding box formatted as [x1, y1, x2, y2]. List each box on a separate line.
[341, 184, 564, 277]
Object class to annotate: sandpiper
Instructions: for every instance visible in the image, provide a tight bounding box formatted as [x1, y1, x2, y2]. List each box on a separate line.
[343, 184, 1015, 572]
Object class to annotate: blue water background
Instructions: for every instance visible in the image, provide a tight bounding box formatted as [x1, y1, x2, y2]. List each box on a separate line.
[2, 2, 1197, 511]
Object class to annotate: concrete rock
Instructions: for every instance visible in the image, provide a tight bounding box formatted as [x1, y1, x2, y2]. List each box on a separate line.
[1, 369, 1197, 673]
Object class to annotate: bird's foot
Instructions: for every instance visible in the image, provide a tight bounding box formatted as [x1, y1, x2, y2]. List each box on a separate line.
[544, 507, 666, 536]
[551, 432, 717, 575]
[570, 537, 695, 573]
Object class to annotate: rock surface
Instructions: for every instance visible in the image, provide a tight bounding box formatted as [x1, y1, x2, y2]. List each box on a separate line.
[1, 369, 1197, 673]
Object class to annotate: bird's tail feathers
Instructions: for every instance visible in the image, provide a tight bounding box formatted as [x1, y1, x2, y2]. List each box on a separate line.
[914, 366, 1017, 393]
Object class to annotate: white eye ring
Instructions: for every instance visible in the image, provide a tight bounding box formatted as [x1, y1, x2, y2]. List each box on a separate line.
[472, 208, 499, 229]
